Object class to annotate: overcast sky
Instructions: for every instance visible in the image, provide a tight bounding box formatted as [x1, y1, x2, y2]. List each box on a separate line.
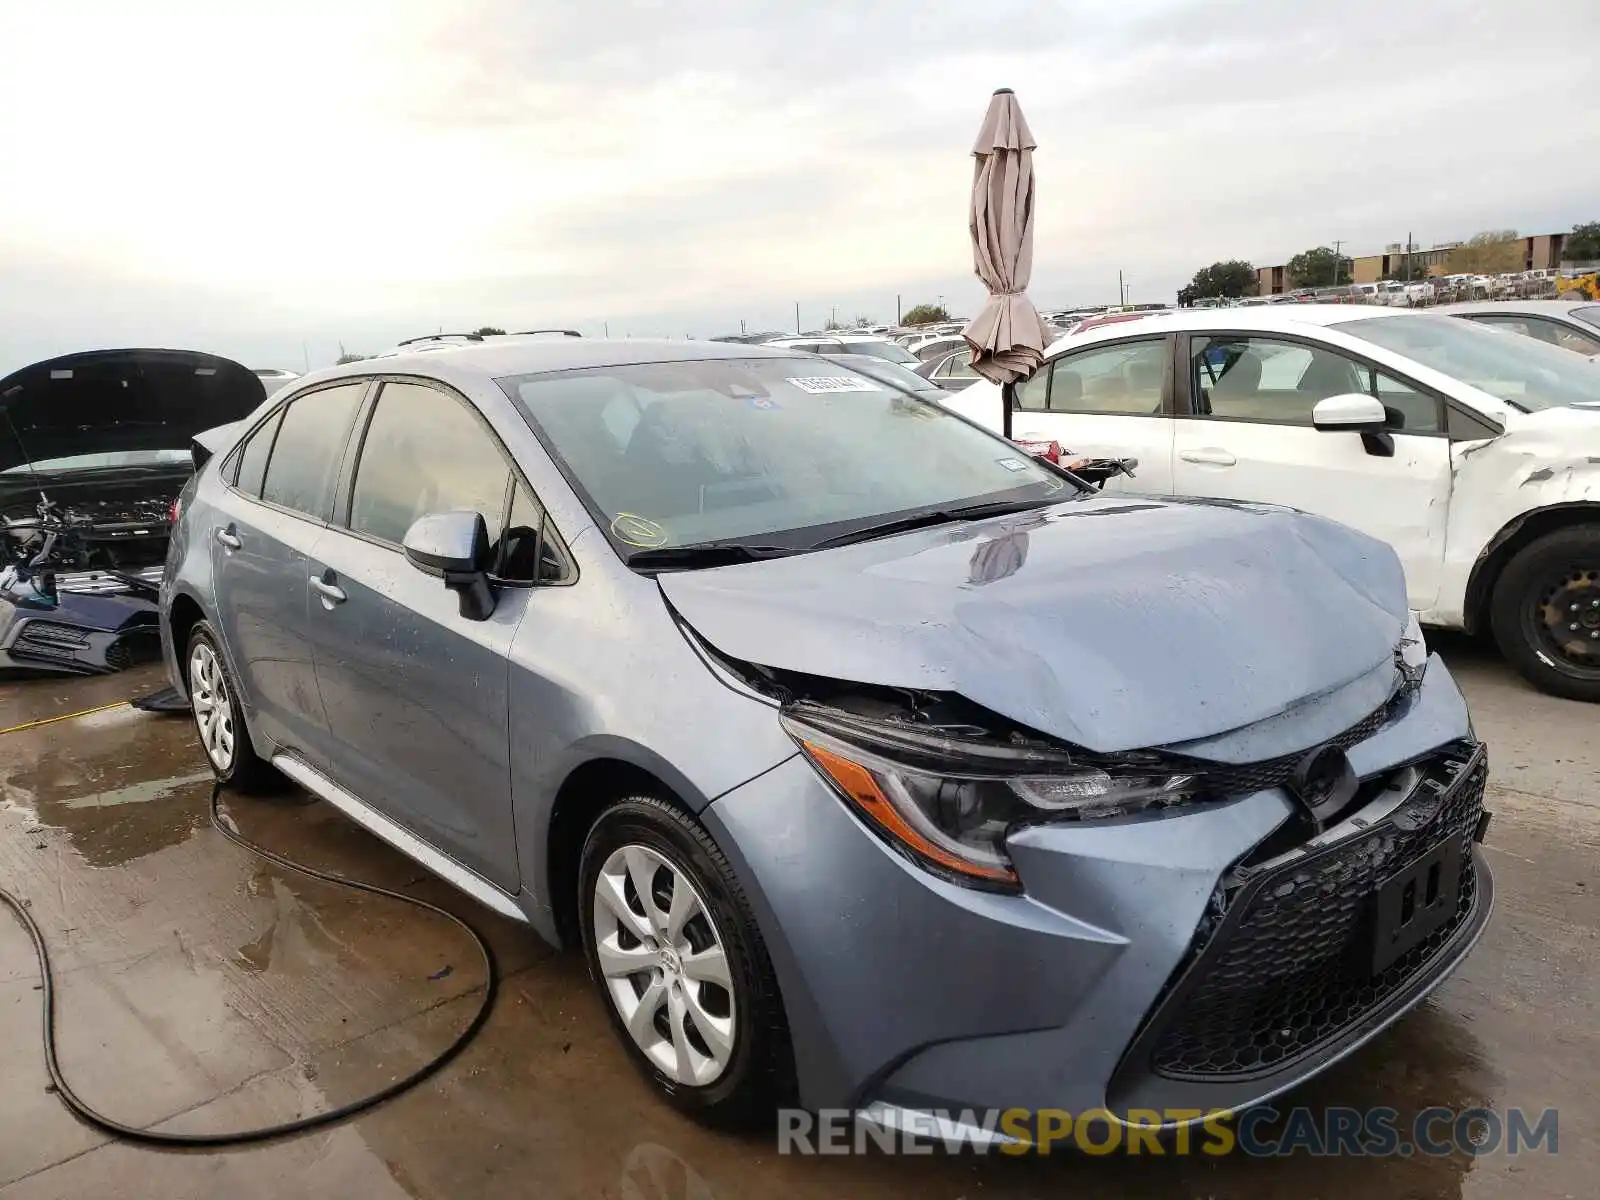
[2, 0, 1597, 373]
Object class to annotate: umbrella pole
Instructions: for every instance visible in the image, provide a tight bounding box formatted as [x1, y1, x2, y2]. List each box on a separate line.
[1001, 380, 1015, 440]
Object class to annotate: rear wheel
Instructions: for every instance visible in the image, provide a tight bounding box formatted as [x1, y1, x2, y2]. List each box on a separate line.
[1489, 527, 1600, 702]
[185, 621, 278, 790]
[578, 795, 793, 1122]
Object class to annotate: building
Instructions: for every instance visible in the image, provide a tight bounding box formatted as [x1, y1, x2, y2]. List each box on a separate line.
[1255, 231, 1570, 295]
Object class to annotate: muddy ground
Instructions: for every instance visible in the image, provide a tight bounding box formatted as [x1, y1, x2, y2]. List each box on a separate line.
[1, 635, 1595, 1199]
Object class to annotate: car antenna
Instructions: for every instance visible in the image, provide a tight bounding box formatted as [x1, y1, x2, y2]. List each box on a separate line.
[0, 399, 47, 508]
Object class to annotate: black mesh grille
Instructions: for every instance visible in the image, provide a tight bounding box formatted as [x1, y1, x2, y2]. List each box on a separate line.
[104, 639, 133, 671]
[12, 621, 90, 662]
[1147, 745, 1486, 1080]
[1166, 694, 1401, 798]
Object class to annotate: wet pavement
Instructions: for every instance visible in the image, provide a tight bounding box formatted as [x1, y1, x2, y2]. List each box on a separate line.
[0, 639, 1595, 1199]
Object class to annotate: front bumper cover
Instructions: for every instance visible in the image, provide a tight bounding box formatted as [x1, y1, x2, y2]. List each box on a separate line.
[703, 654, 1488, 1119]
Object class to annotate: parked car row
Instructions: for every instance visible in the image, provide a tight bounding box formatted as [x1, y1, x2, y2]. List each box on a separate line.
[942, 305, 1600, 700]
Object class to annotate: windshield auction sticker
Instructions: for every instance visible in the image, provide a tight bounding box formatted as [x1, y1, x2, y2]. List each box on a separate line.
[610, 513, 668, 548]
[786, 376, 882, 394]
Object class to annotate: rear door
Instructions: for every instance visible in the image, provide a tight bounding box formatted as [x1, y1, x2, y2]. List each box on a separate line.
[1169, 331, 1453, 610]
[209, 381, 368, 765]
[1006, 334, 1177, 494]
[304, 379, 541, 891]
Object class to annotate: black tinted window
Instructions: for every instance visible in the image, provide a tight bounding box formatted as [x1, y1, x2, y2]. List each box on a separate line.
[496, 482, 565, 583]
[349, 381, 511, 546]
[233, 407, 283, 497]
[260, 383, 364, 517]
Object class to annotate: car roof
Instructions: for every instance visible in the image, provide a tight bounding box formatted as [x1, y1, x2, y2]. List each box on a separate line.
[293, 338, 807, 393]
[1053, 303, 1413, 349]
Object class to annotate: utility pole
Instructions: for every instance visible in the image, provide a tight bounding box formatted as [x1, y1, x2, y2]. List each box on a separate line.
[740, 318, 746, 335]
[1405, 230, 1413, 282]
[896, 294, 902, 323]
[1118, 270, 1125, 307]
[1333, 240, 1345, 285]
[795, 301, 800, 334]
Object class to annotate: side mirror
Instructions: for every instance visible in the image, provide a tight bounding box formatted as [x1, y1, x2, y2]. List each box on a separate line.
[1311, 393, 1396, 459]
[403, 509, 497, 621]
[1311, 392, 1388, 432]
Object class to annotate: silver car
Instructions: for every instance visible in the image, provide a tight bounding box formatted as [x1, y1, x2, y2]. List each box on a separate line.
[160, 338, 1492, 1130]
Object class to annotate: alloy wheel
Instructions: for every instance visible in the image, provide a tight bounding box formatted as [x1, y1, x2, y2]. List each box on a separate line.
[590, 844, 736, 1086]
[189, 642, 236, 771]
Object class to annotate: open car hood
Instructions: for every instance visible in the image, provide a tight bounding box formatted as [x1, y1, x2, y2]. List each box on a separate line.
[659, 495, 1412, 757]
[0, 348, 266, 474]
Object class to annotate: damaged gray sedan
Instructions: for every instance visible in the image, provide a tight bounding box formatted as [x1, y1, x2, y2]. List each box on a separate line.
[161, 339, 1492, 1130]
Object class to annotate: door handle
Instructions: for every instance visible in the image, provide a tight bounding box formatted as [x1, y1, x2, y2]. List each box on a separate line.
[215, 527, 242, 550]
[1180, 448, 1237, 467]
[309, 576, 347, 605]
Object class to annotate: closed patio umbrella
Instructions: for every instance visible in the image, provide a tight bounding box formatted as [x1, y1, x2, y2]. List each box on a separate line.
[962, 88, 1051, 439]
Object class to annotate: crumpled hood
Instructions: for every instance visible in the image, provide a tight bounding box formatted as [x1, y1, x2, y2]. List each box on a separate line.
[660, 495, 1411, 754]
[0, 348, 265, 473]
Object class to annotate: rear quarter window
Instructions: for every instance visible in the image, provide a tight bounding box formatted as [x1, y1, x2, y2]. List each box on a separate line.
[259, 382, 365, 518]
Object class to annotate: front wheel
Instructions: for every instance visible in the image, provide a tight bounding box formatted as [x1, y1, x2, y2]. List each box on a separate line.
[578, 795, 793, 1122]
[1489, 527, 1600, 702]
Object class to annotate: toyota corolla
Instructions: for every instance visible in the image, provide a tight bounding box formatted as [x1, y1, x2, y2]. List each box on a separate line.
[160, 337, 1492, 1131]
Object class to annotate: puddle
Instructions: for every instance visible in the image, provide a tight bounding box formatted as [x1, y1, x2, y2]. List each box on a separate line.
[60, 771, 214, 811]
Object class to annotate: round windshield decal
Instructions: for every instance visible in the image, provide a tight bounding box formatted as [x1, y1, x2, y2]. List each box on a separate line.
[611, 513, 668, 548]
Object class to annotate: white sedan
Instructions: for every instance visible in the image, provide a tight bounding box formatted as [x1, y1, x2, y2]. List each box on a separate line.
[943, 305, 1600, 700]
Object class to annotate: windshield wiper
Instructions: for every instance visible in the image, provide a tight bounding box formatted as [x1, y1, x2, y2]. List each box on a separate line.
[625, 542, 804, 570]
[809, 497, 1056, 550]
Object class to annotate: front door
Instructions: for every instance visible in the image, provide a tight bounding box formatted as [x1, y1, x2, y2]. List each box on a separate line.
[1170, 332, 1453, 611]
[209, 381, 368, 765]
[1006, 334, 1178, 495]
[304, 380, 528, 891]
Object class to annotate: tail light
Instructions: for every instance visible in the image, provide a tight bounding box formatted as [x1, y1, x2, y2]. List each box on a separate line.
[169, 498, 182, 524]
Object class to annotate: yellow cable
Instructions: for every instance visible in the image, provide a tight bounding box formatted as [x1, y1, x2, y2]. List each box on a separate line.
[0, 700, 130, 737]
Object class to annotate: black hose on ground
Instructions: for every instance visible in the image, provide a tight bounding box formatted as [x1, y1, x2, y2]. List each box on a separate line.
[0, 780, 498, 1148]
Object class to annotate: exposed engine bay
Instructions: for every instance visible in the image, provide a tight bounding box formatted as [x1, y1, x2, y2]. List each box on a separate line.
[0, 346, 265, 675]
[2, 491, 177, 573]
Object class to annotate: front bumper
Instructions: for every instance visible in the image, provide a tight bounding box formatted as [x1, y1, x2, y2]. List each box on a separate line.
[702, 654, 1491, 1120]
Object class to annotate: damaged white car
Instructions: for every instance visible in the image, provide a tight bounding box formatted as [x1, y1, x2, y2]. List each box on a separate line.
[945, 307, 1600, 700]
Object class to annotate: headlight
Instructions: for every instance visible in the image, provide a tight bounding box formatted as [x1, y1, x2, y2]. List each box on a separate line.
[1398, 610, 1428, 678]
[782, 707, 1197, 892]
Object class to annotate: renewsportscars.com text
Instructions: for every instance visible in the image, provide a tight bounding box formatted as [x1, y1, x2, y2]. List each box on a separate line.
[779, 1106, 1558, 1157]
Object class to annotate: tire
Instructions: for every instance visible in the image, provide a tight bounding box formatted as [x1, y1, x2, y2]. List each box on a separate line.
[184, 621, 279, 791]
[578, 795, 794, 1123]
[1489, 527, 1600, 702]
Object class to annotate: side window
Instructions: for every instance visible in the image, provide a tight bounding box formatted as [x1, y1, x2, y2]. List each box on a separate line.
[1369, 367, 1442, 433]
[935, 350, 977, 380]
[1014, 366, 1049, 410]
[1191, 336, 1362, 425]
[259, 383, 365, 518]
[233, 407, 284, 498]
[349, 381, 511, 547]
[496, 481, 567, 584]
[1517, 317, 1600, 356]
[1046, 339, 1166, 414]
[1191, 336, 1441, 432]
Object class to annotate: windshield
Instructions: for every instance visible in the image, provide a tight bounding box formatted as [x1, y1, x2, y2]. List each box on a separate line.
[500, 358, 1069, 557]
[840, 340, 919, 365]
[1333, 314, 1600, 411]
[1, 448, 192, 474]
